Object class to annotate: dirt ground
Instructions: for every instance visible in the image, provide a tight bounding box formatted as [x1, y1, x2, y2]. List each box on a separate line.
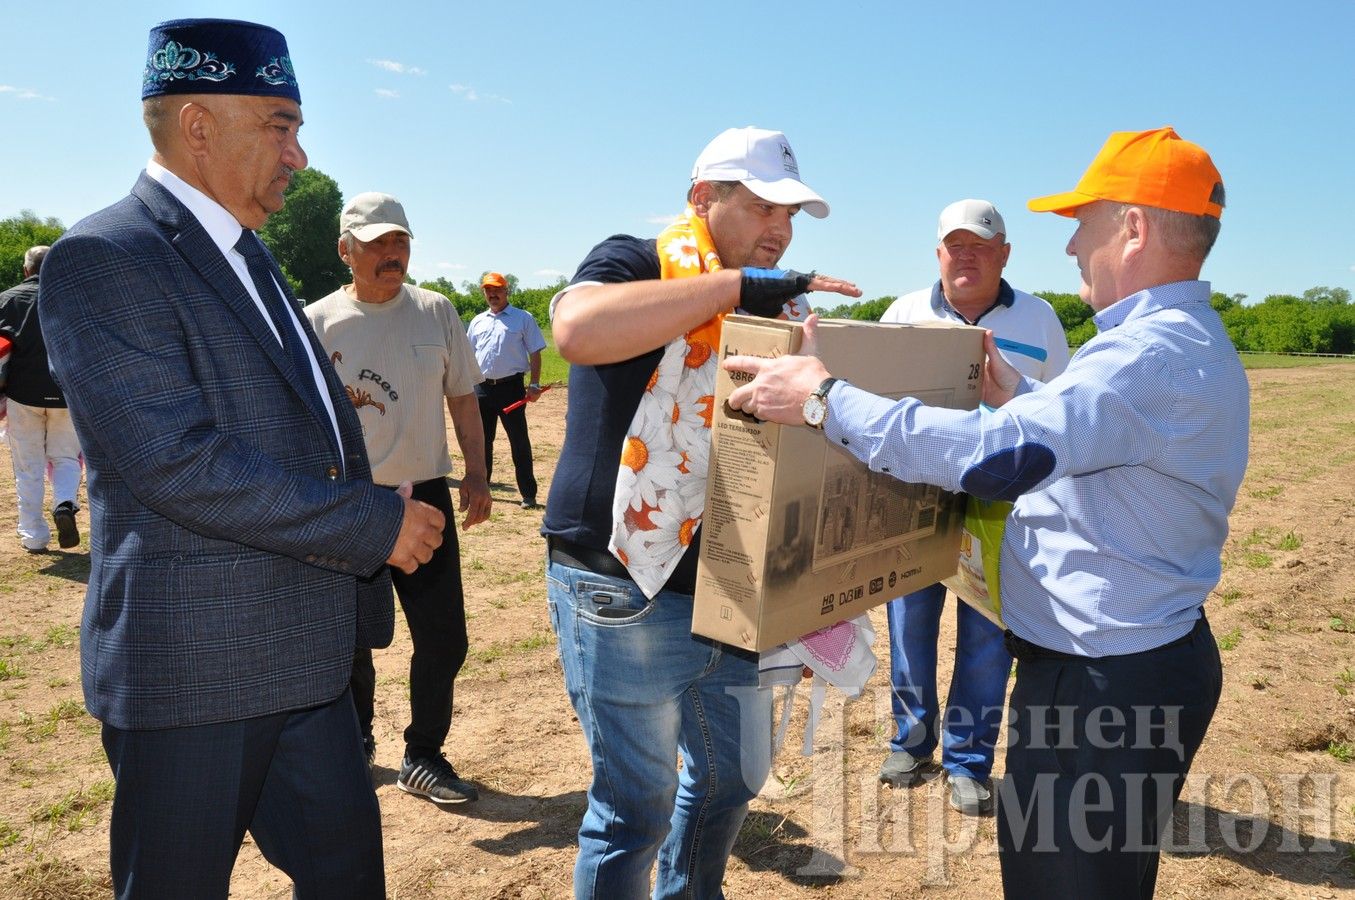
[1, 362, 1353, 899]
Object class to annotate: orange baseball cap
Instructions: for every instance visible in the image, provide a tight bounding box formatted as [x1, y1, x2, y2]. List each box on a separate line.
[481, 272, 507, 288]
[1028, 126, 1223, 219]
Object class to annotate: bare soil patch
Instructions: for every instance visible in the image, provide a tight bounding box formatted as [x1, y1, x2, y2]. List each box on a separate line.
[1, 364, 1352, 898]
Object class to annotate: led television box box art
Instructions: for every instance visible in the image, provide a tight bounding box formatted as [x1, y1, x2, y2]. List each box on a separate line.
[693, 315, 985, 652]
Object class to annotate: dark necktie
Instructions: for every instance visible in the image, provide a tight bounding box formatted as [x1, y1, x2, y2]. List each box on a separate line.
[233, 229, 331, 428]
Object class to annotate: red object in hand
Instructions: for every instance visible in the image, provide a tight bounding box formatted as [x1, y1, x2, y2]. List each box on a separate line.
[503, 383, 552, 414]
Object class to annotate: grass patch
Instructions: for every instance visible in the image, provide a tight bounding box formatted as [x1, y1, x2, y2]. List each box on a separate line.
[24, 698, 91, 742]
[1217, 628, 1243, 651]
[9, 853, 108, 899]
[0, 658, 22, 681]
[1327, 741, 1354, 763]
[539, 335, 570, 386]
[1276, 530, 1302, 551]
[1242, 551, 1272, 569]
[0, 818, 19, 849]
[1217, 588, 1244, 607]
[43, 624, 77, 648]
[470, 631, 553, 665]
[1248, 485, 1283, 500]
[1240, 353, 1355, 370]
[1331, 617, 1353, 634]
[31, 780, 115, 832]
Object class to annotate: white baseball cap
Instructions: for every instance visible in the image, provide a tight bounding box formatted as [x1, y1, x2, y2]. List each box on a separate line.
[937, 199, 1006, 241]
[691, 127, 829, 218]
[341, 192, 413, 242]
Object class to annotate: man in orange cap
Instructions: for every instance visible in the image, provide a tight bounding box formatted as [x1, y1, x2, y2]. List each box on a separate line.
[466, 271, 546, 509]
[724, 126, 1247, 898]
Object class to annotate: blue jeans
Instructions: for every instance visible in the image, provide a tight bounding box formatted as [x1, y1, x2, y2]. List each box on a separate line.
[885, 582, 1012, 780]
[546, 558, 771, 900]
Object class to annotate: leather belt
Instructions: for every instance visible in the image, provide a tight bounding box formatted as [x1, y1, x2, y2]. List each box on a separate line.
[482, 373, 524, 386]
[547, 536, 695, 595]
[1004, 615, 1205, 662]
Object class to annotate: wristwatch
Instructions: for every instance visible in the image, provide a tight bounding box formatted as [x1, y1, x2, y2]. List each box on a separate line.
[802, 377, 840, 429]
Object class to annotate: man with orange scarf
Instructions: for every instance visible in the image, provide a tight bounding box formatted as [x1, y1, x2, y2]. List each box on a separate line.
[544, 126, 859, 898]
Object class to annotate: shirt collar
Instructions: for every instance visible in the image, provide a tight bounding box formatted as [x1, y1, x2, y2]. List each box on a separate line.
[1093, 280, 1211, 333]
[145, 159, 247, 256]
[928, 278, 1015, 324]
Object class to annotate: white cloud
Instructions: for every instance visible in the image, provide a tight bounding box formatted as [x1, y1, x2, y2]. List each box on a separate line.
[437, 262, 468, 271]
[0, 84, 53, 101]
[368, 59, 425, 76]
[535, 268, 567, 279]
[448, 83, 511, 104]
[643, 213, 680, 225]
[374, 88, 400, 99]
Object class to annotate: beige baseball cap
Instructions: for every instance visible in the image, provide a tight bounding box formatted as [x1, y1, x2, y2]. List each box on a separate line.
[340, 192, 413, 241]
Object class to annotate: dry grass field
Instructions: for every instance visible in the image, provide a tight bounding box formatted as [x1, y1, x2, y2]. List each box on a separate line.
[1, 362, 1352, 899]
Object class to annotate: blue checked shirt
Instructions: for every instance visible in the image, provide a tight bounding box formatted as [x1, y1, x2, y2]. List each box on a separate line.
[824, 281, 1249, 657]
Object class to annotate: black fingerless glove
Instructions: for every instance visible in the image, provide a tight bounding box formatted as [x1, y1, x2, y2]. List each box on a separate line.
[739, 268, 813, 318]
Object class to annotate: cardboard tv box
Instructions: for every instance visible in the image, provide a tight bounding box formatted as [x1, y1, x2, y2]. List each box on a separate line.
[693, 315, 985, 651]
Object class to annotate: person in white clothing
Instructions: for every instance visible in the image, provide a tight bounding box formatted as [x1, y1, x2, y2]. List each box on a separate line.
[876, 200, 1069, 814]
[0, 245, 83, 552]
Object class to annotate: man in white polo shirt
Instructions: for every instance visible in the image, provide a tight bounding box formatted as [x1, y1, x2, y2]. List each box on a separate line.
[877, 199, 1069, 814]
[306, 192, 492, 805]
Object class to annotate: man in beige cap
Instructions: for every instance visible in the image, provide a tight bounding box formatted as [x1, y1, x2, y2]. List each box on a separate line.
[725, 126, 1246, 899]
[306, 191, 491, 805]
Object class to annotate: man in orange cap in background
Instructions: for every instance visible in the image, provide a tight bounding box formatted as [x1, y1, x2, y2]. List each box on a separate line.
[724, 126, 1247, 898]
[466, 271, 547, 509]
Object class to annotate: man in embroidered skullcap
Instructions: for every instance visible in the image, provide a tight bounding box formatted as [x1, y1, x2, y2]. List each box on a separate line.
[543, 126, 860, 897]
[725, 126, 1246, 899]
[39, 19, 445, 898]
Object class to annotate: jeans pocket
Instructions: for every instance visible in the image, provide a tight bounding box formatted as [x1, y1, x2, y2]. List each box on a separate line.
[575, 579, 655, 626]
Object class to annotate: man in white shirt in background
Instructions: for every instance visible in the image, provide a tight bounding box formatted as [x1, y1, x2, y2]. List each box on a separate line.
[877, 199, 1069, 814]
[466, 271, 547, 509]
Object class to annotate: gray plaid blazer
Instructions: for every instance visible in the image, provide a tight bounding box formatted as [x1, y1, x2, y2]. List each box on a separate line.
[39, 174, 403, 730]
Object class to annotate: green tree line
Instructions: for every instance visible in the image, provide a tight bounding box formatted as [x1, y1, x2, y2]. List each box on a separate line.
[6, 195, 1352, 355]
[818, 286, 1355, 355]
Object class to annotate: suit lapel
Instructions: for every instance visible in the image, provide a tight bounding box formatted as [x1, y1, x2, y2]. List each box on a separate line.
[132, 175, 340, 450]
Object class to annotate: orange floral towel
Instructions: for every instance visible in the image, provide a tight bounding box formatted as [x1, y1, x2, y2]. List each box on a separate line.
[608, 207, 804, 598]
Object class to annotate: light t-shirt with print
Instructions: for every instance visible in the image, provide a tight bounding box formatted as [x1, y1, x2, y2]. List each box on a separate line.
[306, 284, 483, 485]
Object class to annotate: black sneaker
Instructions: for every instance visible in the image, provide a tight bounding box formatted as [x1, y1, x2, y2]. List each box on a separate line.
[53, 502, 79, 549]
[397, 753, 479, 804]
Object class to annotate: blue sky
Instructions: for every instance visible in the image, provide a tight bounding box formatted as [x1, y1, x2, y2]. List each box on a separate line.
[4, 1, 1353, 304]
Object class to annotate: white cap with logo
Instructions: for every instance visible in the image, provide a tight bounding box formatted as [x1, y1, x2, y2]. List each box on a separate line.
[937, 199, 1006, 241]
[341, 192, 413, 242]
[691, 127, 830, 219]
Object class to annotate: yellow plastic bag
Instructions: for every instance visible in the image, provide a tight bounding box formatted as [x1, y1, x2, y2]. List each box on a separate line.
[942, 496, 1011, 627]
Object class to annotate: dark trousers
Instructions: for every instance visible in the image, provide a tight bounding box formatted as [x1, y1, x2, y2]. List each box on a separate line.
[351, 477, 468, 759]
[102, 689, 383, 899]
[997, 615, 1222, 900]
[475, 375, 537, 502]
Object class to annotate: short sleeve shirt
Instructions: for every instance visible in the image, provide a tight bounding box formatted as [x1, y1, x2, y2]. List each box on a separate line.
[305, 284, 483, 485]
[543, 235, 709, 588]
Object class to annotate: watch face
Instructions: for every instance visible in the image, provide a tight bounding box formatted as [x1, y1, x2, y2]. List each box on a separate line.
[803, 393, 827, 427]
